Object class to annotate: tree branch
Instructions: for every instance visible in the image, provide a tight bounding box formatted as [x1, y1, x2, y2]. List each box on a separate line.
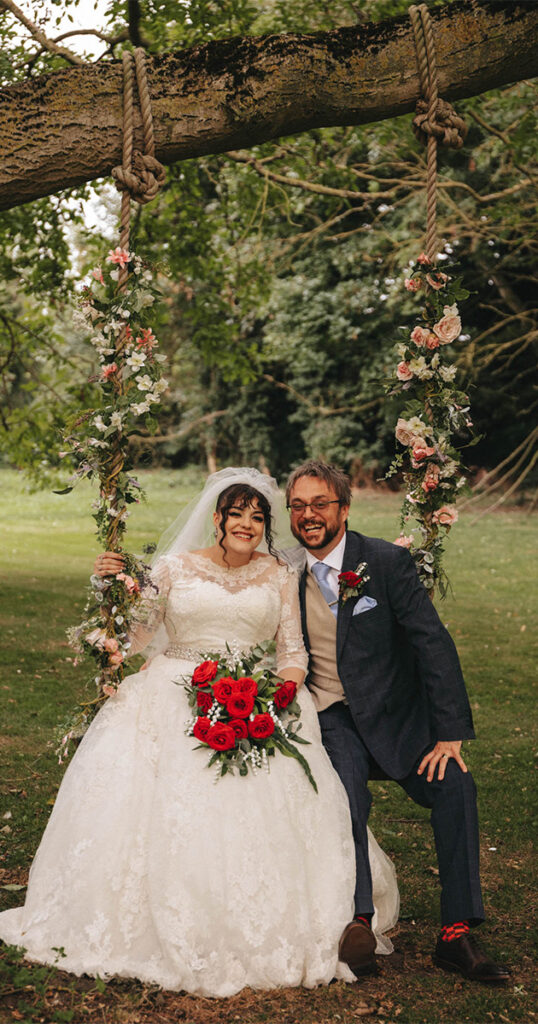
[0, 0, 86, 66]
[1, 0, 537, 210]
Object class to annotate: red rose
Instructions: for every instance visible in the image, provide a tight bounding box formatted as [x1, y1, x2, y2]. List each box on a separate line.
[196, 690, 213, 714]
[232, 676, 258, 698]
[248, 713, 275, 740]
[225, 693, 255, 719]
[339, 571, 361, 586]
[193, 716, 211, 742]
[192, 660, 219, 687]
[274, 680, 297, 710]
[206, 722, 236, 751]
[228, 718, 249, 740]
[212, 677, 236, 704]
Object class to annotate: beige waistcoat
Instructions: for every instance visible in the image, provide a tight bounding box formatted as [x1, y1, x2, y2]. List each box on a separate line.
[305, 569, 346, 713]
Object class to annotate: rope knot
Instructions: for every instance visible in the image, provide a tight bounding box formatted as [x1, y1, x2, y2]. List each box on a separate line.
[112, 150, 166, 205]
[413, 98, 468, 149]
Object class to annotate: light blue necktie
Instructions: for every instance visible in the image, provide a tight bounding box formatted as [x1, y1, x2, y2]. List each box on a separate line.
[311, 561, 338, 617]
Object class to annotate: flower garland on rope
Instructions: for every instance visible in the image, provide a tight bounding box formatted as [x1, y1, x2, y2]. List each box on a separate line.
[386, 253, 477, 596]
[56, 248, 168, 760]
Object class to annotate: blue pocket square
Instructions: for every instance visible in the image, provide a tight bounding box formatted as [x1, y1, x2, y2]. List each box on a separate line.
[352, 596, 378, 616]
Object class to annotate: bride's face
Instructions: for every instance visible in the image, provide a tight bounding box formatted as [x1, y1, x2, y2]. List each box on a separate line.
[213, 499, 266, 561]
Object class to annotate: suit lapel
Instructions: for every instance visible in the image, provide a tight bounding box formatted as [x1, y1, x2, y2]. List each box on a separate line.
[336, 530, 366, 658]
[298, 567, 310, 653]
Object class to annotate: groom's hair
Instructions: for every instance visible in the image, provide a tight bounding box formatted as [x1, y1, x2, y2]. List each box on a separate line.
[285, 460, 352, 506]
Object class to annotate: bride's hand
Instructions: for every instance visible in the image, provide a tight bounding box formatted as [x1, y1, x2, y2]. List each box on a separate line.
[94, 552, 125, 577]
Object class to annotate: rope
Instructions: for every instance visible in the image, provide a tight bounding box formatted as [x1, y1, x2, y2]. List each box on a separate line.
[408, 4, 467, 262]
[104, 48, 166, 551]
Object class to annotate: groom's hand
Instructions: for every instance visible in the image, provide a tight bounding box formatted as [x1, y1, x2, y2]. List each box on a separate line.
[417, 741, 467, 782]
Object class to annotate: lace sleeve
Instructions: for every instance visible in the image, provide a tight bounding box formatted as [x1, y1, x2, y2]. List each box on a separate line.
[128, 558, 171, 657]
[275, 565, 309, 676]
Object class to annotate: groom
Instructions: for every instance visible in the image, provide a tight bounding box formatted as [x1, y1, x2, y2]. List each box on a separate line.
[286, 459, 509, 983]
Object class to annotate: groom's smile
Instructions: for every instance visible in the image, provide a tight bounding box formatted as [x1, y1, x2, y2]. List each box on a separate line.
[288, 477, 349, 559]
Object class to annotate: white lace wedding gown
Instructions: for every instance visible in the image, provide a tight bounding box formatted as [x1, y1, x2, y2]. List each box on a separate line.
[0, 553, 398, 997]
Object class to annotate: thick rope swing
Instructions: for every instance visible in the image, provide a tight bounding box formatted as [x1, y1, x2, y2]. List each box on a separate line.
[409, 4, 467, 262]
[104, 48, 166, 551]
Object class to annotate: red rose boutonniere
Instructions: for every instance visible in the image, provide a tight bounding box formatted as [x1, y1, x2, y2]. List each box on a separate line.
[338, 562, 370, 605]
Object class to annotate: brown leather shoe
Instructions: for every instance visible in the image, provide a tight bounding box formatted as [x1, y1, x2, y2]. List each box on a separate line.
[338, 919, 377, 977]
[433, 934, 510, 983]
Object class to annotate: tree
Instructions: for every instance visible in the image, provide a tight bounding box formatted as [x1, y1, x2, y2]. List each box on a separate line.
[0, 1, 537, 209]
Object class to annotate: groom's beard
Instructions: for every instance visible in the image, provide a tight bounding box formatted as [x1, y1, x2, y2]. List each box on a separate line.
[290, 519, 342, 551]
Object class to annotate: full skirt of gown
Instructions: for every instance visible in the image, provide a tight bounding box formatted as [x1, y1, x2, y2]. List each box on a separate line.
[0, 656, 398, 996]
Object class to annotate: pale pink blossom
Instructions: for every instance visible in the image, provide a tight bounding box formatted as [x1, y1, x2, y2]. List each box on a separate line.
[102, 683, 118, 698]
[108, 651, 124, 667]
[433, 304, 462, 344]
[412, 444, 436, 463]
[104, 637, 119, 653]
[116, 572, 140, 595]
[395, 417, 426, 447]
[410, 326, 431, 347]
[422, 463, 440, 493]
[136, 328, 157, 349]
[92, 267, 105, 284]
[404, 277, 421, 292]
[102, 362, 118, 380]
[432, 505, 459, 526]
[85, 627, 106, 648]
[107, 247, 132, 269]
[397, 361, 413, 381]
[426, 272, 449, 290]
[417, 252, 430, 266]
[425, 333, 440, 350]
[393, 535, 414, 548]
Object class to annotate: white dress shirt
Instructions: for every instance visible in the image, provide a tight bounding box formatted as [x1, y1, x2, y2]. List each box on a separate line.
[305, 533, 347, 600]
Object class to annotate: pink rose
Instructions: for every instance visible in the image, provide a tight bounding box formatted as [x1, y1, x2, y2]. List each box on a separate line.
[116, 572, 140, 595]
[102, 683, 118, 698]
[432, 505, 459, 526]
[395, 418, 422, 447]
[426, 272, 449, 291]
[412, 444, 436, 463]
[404, 278, 421, 293]
[103, 637, 119, 653]
[425, 333, 439, 350]
[433, 305, 462, 345]
[410, 326, 430, 347]
[421, 463, 440, 493]
[108, 651, 124, 667]
[397, 362, 413, 381]
[393, 535, 414, 548]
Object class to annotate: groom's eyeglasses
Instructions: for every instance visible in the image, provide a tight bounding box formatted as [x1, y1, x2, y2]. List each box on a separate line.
[287, 499, 341, 514]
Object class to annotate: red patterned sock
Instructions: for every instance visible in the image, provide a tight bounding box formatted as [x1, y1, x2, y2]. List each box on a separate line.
[353, 914, 373, 928]
[441, 920, 470, 942]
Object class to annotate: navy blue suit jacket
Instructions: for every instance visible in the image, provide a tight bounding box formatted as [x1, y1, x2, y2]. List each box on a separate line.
[299, 529, 475, 779]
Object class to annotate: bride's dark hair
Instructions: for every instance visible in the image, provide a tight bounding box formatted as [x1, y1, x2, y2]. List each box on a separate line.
[215, 484, 278, 563]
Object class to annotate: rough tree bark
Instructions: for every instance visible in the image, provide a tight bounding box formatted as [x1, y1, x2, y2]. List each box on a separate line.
[0, 0, 536, 210]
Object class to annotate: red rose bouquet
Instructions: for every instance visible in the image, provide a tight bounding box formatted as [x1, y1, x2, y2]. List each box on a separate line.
[338, 562, 370, 604]
[179, 642, 317, 790]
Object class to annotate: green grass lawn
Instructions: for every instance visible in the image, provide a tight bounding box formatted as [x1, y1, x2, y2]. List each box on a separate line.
[0, 467, 536, 1024]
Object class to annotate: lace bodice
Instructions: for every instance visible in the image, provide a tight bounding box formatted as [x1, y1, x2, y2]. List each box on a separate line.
[131, 552, 308, 674]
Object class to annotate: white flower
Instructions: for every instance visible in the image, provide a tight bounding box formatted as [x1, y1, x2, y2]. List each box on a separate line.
[154, 354, 167, 363]
[131, 400, 151, 416]
[136, 374, 154, 391]
[439, 364, 457, 382]
[153, 378, 168, 395]
[120, 309, 130, 319]
[93, 415, 107, 432]
[110, 411, 123, 429]
[408, 356, 433, 380]
[88, 438, 109, 449]
[109, 269, 119, 281]
[126, 351, 147, 370]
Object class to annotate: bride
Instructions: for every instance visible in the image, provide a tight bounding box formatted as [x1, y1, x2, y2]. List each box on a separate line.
[0, 468, 398, 997]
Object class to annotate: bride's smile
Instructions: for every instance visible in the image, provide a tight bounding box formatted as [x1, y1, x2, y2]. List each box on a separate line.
[213, 501, 266, 565]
